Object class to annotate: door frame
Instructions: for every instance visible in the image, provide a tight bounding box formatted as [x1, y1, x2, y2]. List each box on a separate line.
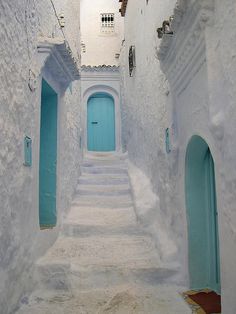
[185, 135, 221, 293]
[83, 85, 121, 153]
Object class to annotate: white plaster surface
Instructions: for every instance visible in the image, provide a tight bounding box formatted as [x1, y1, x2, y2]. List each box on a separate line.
[0, 1, 81, 313]
[128, 161, 178, 266]
[120, 0, 236, 312]
[119, 0, 185, 284]
[80, 0, 124, 66]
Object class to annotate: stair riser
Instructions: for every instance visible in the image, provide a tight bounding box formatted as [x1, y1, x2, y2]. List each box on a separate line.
[76, 189, 131, 197]
[63, 225, 142, 237]
[72, 201, 134, 208]
[35, 264, 71, 291]
[35, 265, 177, 291]
[78, 178, 129, 185]
[82, 168, 127, 175]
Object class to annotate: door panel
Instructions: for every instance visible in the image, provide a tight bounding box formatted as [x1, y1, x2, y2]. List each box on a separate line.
[39, 79, 58, 229]
[205, 149, 221, 293]
[87, 94, 115, 152]
[185, 136, 221, 293]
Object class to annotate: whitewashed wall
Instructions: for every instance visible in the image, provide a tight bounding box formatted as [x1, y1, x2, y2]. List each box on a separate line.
[120, 0, 236, 313]
[120, 0, 180, 268]
[80, 0, 124, 66]
[0, 1, 81, 313]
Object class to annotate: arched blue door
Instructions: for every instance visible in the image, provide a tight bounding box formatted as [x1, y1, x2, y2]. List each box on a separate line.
[87, 93, 115, 151]
[185, 136, 221, 293]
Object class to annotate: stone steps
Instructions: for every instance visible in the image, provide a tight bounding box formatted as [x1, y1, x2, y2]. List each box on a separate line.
[72, 194, 133, 208]
[15, 154, 190, 314]
[76, 187, 131, 197]
[63, 205, 140, 237]
[77, 183, 130, 192]
[35, 235, 178, 291]
[81, 166, 127, 175]
[78, 174, 130, 185]
[16, 284, 191, 314]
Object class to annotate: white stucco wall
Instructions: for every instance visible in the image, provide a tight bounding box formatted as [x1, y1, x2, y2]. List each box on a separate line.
[80, 0, 124, 66]
[120, 0, 236, 312]
[120, 0, 179, 267]
[0, 1, 81, 313]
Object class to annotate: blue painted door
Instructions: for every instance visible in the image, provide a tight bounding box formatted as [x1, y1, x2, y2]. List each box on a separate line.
[185, 136, 221, 293]
[87, 93, 115, 151]
[205, 148, 221, 293]
[39, 79, 58, 229]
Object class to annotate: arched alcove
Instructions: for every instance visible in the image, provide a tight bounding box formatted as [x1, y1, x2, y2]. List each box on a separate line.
[185, 135, 221, 293]
[83, 85, 121, 152]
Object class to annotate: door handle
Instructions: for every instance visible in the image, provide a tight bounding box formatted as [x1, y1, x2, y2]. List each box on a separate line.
[91, 122, 98, 124]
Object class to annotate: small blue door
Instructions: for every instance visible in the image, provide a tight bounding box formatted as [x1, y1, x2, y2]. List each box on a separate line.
[87, 93, 115, 151]
[185, 136, 221, 293]
[39, 79, 58, 229]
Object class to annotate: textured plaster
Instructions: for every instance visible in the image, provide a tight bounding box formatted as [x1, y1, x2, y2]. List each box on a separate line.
[80, 0, 124, 66]
[0, 1, 81, 313]
[120, 0, 236, 312]
[119, 0, 182, 279]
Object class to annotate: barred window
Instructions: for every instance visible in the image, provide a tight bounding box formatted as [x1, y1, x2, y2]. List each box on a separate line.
[101, 13, 115, 33]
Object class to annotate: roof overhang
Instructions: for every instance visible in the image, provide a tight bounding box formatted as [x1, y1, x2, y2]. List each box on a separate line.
[119, 0, 128, 17]
[37, 37, 80, 89]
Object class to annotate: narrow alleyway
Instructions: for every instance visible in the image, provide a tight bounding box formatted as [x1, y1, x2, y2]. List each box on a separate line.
[16, 154, 191, 314]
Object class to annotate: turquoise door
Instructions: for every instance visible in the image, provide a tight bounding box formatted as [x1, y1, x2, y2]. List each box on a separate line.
[185, 136, 221, 293]
[87, 93, 115, 151]
[39, 79, 58, 229]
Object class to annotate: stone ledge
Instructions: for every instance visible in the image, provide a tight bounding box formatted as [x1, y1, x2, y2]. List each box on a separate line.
[157, 0, 214, 92]
[37, 37, 80, 88]
[81, 65, 119, 72]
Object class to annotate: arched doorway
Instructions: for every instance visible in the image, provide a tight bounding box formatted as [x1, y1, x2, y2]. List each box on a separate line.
[185, 135, 221, 293]
[87, 92, 115, 152]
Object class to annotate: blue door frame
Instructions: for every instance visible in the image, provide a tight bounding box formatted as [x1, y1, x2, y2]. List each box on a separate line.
[39, 79, 58, 229]
[87, 93, 115, 152]
[185, 136, 221, 293]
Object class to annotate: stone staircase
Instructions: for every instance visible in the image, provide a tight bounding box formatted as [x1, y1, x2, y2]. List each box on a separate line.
[16, 153, 191, 314]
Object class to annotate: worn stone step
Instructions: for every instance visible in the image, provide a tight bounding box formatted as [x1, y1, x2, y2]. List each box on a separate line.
[38, 236, 159, 266]
[36, 262, 178, 292]
[63, 205, 139, 237]
[16, 284, 191, 314]
[34, 235, 179, 291]
[81, 166, 127, 175]
[78, 175, 130, 185]
[77, 184, 130, 192]
[82, 160, 127, 168]
[76, 187, 131, 197]
[72, 195, 133, 208]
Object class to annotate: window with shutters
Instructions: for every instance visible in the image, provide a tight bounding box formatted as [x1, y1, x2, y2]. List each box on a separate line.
[101, 13, 115, 34]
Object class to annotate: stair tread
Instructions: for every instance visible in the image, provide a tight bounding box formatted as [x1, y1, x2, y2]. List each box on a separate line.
[64, 206, 136, 226]
[37, 236, 160, 267]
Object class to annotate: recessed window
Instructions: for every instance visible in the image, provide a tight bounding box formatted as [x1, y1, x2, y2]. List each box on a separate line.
[101, 13, 115, 33]
[129, 46, 136, 77]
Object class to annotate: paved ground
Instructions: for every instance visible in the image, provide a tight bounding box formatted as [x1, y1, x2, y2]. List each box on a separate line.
[16, 153, 191, 314]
